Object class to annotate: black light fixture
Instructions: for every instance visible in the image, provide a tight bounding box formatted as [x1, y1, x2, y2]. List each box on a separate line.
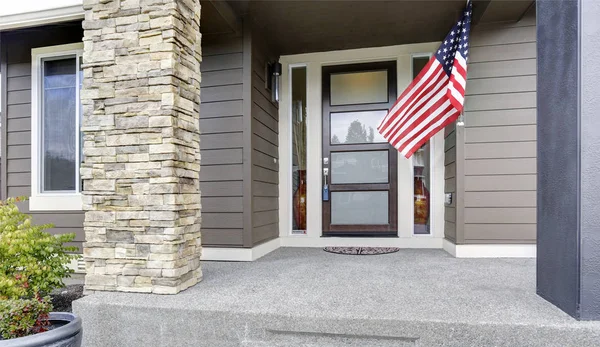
[266, 61, 282, 103]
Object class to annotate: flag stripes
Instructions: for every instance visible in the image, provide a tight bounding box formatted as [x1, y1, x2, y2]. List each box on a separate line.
[378, 0, 472, 158]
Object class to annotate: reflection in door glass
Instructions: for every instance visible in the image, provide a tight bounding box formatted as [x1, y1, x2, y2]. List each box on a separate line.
[412, 56, 431, 235]
[330, 110, 388, 144]
[291, 67, 307, 234]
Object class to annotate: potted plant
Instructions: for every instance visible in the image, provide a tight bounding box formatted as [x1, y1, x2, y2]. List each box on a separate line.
[0, 197, 82, 347]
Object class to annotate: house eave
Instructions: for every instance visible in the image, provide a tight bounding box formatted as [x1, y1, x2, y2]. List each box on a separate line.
[0, 5, 84, 31]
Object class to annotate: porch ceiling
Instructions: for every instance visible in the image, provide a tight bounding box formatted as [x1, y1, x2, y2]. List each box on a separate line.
[228, 0, 535, 55]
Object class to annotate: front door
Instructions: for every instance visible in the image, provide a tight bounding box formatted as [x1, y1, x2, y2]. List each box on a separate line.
[322, 61, 398, 236]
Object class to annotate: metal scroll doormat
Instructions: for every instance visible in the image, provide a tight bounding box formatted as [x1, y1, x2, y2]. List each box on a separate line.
[323, 247, 400, 255]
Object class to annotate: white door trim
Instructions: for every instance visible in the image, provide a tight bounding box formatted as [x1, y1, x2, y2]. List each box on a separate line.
[279, 43, 445, 247]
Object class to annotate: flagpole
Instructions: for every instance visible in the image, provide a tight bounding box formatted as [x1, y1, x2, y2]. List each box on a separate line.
[456, 0, 470, 127]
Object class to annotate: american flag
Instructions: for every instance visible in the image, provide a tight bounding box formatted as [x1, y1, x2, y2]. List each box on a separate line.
[378, 1, 472, 158]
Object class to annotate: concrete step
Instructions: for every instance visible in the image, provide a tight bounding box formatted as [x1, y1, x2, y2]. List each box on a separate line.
[74, 301, 600, 347]
[240, 330, 416, 347]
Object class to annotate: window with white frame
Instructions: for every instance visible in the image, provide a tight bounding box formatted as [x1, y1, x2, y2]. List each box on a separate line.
[31, 43, 83, 211]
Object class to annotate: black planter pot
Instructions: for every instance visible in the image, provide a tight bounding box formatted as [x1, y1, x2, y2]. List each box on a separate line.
[0, 313, 82, 347]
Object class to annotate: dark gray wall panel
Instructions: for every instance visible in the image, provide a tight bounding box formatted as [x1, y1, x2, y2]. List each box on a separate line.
[444, 123, 457, 242]
[536, 0, 580, 318]
[249, 28, 279, 247]
[579, 0, 600, 320]
[199, 35, 245, 248]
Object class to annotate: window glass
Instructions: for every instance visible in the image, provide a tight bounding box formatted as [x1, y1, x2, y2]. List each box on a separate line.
[291, 67, 307, 233]
[331, 191, 389, 225]
[330, 70, 387, 105]
[330, 110, 387, 144]
[412, 56, 432, 235]
[331, 151, 388, 184]
[42, 57, 77, 192]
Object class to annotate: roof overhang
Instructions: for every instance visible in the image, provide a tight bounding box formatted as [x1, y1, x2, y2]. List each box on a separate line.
[0, 0, 240, 35]
[0, 1, 84, 31]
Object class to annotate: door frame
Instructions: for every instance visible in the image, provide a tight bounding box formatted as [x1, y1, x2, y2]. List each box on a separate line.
[321, 61, 398, 236]
[279, 42, 446, 248]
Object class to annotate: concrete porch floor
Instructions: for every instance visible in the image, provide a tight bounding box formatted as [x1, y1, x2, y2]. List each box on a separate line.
[74, 248, 600, 346]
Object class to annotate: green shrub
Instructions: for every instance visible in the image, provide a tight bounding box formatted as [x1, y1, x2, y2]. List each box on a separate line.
[0, 197, 77, 339]
[0, 298, 52, 339]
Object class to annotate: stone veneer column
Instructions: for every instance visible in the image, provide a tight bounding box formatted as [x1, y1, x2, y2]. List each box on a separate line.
[81, 0, 202, 294]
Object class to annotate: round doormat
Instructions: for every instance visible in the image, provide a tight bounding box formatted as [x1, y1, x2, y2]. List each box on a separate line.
[323, 247, 400, 255]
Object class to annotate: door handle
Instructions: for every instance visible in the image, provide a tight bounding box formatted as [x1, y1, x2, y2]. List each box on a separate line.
[323, 168, 329, 201]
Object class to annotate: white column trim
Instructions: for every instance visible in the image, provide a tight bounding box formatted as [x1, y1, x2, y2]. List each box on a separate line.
[443, 239, 536, 258]
[200, 238, 281, 262]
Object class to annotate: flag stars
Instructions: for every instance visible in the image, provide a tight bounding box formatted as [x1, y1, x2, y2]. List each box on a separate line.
[451, 30, 455, 36]
[462, 28, 467, 33]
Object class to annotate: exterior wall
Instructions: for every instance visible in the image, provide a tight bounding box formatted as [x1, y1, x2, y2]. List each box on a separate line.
[446, 7, 537, 245]
[0, 26, 246, 252]
[0, 21, 85, 252]
[0, 23, 278, 252]
[200, 26, 279, 249]
[200, 36, 245, 247]
[249, 28, 279, 247]
[444, 124, 457, 242]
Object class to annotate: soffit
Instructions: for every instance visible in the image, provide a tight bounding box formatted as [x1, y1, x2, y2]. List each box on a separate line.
[230, 0, 535, 55]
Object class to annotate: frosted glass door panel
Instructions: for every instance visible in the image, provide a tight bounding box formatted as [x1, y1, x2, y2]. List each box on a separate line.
[330, 110, 387, 144]
[331, 192, 388, 225]
[330, 70, 388, 105]
[331, 151, 388, 184]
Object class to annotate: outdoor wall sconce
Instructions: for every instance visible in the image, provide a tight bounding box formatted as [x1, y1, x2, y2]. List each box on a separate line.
[266, 61, 282, 103]
[456, 112, 465, 126]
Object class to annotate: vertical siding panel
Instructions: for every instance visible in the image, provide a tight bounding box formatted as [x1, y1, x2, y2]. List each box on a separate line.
[461, 11, 537, 244]
[444, 123, 457, 242]
[250, 27, 279, 247]
[1, 32, 7, 200]
[199, 35, 245, 247]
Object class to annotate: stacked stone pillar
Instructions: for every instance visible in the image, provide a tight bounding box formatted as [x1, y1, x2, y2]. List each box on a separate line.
[80, 0, 202, 294]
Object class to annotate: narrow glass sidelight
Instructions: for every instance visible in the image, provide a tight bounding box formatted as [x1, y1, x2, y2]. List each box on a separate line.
[412, 56, 432, 235]
[291, 67, 307, 234]
[41, 57, 78, 192]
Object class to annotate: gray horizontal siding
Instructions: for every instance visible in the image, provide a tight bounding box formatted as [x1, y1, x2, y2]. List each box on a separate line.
[444, 122, 457, 242]
[250, 31, 279, 247]
[200, 36, 245, 247]
[2, 22, 85, 252]
[458, 8, 537, 244]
